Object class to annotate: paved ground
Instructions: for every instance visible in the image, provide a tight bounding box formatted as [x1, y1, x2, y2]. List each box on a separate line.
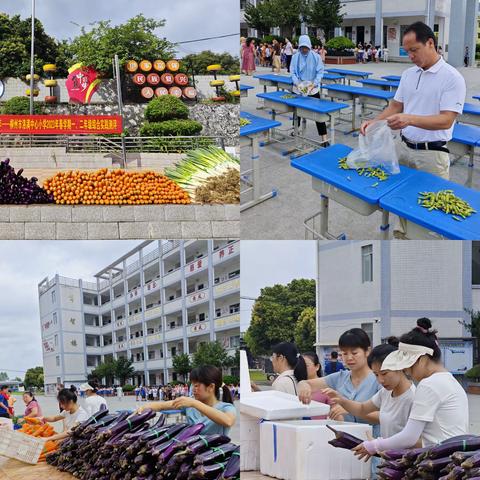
[10, 392, 239, 443]
[240, 63, 480, 240]
[240, 384, 480, 479]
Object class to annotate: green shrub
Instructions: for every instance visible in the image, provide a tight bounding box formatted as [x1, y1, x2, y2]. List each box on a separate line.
[144, 95, 189, 122]
[143, 136, 214, 153]
[140, 119, 203, 137]
[325, 36, 355, 50]
[262, 35, 285, 45]
[465, 364, 480, 380]
[292, 35, 322, 48]
[223, 375, 239, 385]
[122, 384, 135, 392]
[2, 96, 44, 115]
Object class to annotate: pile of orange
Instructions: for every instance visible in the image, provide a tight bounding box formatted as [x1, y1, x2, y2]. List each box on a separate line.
[43, 169, 191, 205]
[20, 418, 58, 462]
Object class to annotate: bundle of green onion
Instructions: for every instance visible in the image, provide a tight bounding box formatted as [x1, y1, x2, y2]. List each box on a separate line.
[164, 146, 240, 202]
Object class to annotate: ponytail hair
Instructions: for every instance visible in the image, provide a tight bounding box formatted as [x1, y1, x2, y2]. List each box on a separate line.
[272, 342, 299, 369]
[57, 387, 77, 404]
[293, 351, 322, 382]
[190, 365, 234, 405]
[367, 337, 399, 368]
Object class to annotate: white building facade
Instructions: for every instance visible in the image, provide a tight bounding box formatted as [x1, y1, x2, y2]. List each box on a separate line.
[38, 240, 240, 394]
[317, 241, 480, 374]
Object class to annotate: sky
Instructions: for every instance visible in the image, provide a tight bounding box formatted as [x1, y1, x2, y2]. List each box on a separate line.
[0, 0, 239, 57]
[240, 241, 317, 332]
[0, 240, 141, 380]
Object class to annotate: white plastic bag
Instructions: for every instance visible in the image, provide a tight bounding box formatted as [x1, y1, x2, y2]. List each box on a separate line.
[346, 120, 400, 174]
[293, 80, 319, 97]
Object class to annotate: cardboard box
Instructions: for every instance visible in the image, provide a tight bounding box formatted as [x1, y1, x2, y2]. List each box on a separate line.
[260, 420, 372, 480]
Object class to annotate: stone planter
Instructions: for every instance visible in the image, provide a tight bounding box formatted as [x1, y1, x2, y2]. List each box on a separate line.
[325, 56, 356, 65]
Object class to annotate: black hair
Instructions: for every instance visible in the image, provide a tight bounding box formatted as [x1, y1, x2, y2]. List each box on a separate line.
[293, 352, 322, 382]
[403, 21, 437, 48]
[246, 38, 254, 47]
[330, 351, 338, 359]
[190, 365, 233, 405]
[57, 387, 78, 404]
[338, 328, 371, 351]
[367, 337, 399, 368]
[272, 342, 299, 369]
[400, 318, 441, 361]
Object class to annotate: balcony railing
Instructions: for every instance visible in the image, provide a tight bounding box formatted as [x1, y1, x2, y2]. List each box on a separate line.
[186, 289, 209, 306]
[213, 277, 240, 297]
[215, 313, 240, 330]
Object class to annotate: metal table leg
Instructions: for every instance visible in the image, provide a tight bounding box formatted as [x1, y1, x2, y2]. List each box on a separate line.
[380, 210, 390, 239]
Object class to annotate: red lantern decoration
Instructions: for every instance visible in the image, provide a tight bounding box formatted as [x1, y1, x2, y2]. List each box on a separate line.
[133, 73, 146, 85]
[182, 86, 197, 99]
[155, 87, 169, 97]
[174, 73, 189, 86]
[147, 73, 160, 85]
[169, 86, 182, 98]
[160, 73, 174, 85]
[141, 87, 154, 99]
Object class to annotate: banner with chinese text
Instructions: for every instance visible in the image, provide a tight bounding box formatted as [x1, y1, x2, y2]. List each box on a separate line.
[0, 114, 123, 135]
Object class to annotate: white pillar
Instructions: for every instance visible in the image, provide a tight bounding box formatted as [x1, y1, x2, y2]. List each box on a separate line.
[447, 0, 467, 67]
[464, 0, 479, 66]
[425, 0, 436, 29]
[375, 0, 383, 47]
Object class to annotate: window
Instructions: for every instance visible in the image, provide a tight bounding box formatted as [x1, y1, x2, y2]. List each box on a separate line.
[473, 242, 480, 285]
[170, 321, 176, 329]
[229, 270, 240, 278]
[197, 283, 204, 290]
[214, 277, 220, 284]
[53, 312, 57, 325]
[229, 303, 240, 314]
[361, 245, 373, 283]
[230, 335, 240, 348]
[148, 351, 155, 360]
[55, 356, 60, 367]
[198, 313, 206, 322]
[51, 290, 56, 304]
[54, 334, 58, 347]
[361, 323, 373, 346]
[216, 308, 222, 317]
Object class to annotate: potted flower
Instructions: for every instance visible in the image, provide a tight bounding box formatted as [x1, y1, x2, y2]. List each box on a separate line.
[325, 36, 356, 65]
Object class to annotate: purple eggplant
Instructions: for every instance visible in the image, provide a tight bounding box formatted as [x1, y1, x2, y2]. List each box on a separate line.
[217, 446, 239, 480]
[158, 423, 205, 464]
[376, 468, 404, 480]
[193, 443, 238, 466]
[98, 409, 155, 440]
[188, 462, 227, 479]
[427, 438, 480, 460]
[326, 425, 363, 449]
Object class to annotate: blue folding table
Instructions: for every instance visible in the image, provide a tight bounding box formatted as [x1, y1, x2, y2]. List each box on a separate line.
[323, 84, 394, 132]
[325, 68, 372, 85]
[382, 75, 402, 82]
[254, 73, 344, 93]
[291, 143, 416, 239]
[240, 111, 281, 211]
[357, 78, 399, 91]
[256, 91, 349, 146]
[240, 84, 254, 97]
[473, 95, 480, 101]
[459, 102, 480, 127]
[379, 170, 480, 239]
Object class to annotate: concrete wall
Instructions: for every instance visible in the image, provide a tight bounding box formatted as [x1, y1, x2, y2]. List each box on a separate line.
[0, 75, 237, 104]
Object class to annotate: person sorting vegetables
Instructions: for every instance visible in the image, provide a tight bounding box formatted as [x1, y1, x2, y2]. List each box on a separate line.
[22, 391, 42, 419]
[137, 365, 236, 436]
[352, 318, 469, 461]
[79, 382, 108, 417]
[40, 386, 89, 442]
[323, 338, 416, 446]
[290, 34, 329, 147]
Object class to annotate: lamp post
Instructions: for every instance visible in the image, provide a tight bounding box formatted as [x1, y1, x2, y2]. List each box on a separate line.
[29, 0, 35, 115]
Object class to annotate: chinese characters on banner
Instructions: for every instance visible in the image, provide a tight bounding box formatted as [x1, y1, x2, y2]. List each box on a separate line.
[0, 115, 123, 135]
[43, 340, 55, 353]
[66, 63, 101, 104]
[189, 258, 203, 273]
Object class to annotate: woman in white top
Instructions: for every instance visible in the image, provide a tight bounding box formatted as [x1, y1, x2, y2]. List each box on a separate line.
[79, 383, 108, 416]
[284, 38, 294, 72]
[354, 318, 469, 461]
[251, 342, 301, 396]
[41, 387, 90, 442]
[323, 337, 415, 440]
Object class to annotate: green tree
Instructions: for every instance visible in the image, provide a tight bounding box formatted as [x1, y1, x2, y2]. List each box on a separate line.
[182, 51, 240, 75]
[245, 278, 316, 355]
[461, 309, 480, 338]
[91, 359, 116, 384]
[192, 342, 229, 368]
[0, 13, 71, 79]
[69, 15, 176, 77]
[244, 1, 276, 38]
[294, 307, 317, 352]
[24, 367, 44, 389]
[269, 0, 306, 38]
[304, 0, 344, 40]
[0, 372, 8, 382]
[173, 353, 192, 381]
[114, 357, 135, 385]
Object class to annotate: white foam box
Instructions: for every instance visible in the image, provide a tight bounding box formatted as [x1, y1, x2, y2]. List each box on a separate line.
[260, 420, 372, 480]
[240, 391, 330, 471]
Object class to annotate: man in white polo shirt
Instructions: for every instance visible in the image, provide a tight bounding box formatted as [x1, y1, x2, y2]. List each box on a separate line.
[360, 21, 466, 180]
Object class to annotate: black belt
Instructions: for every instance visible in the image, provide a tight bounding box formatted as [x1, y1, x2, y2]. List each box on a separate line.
[401, 135, 449, 153]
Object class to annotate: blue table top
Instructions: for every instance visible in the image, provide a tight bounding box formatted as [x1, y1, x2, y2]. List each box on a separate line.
[240, 111, 281, 136]
[326, 68, 372, 77]
[240, 84, 254, 91]
[451, 123, 480, 146]
[256, 90, 349, 114]
[379, 171, 480, 239]
[290, 143, 415, 204]
[323, 73, 344, 81]
[358, 79, 399, 88]
[325, 84, 395, 100]
[463, 102, 480, 116]
[254, 73, 293, 84]
[382, 75, 402, 81]
[474, 95, 480, 101]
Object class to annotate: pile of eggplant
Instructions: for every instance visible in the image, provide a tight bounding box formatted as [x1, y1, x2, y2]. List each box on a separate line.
[376, 435, 480, 480]
[45, 408, 239, 480]
[0, 158, 53, 204]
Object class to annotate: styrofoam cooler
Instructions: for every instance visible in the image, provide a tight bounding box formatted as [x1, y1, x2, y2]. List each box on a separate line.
[260, 420, 372, 480]
[240, 412, 261, 471]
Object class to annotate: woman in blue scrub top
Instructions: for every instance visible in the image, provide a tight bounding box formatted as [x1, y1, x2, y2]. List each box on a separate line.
[298, 328, 381, 477]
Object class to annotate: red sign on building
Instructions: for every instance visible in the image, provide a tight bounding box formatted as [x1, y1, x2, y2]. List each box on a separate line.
[0, 115, 123, 135]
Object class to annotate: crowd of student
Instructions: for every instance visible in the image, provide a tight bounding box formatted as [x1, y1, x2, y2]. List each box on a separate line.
[251, 318, 468, 478]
